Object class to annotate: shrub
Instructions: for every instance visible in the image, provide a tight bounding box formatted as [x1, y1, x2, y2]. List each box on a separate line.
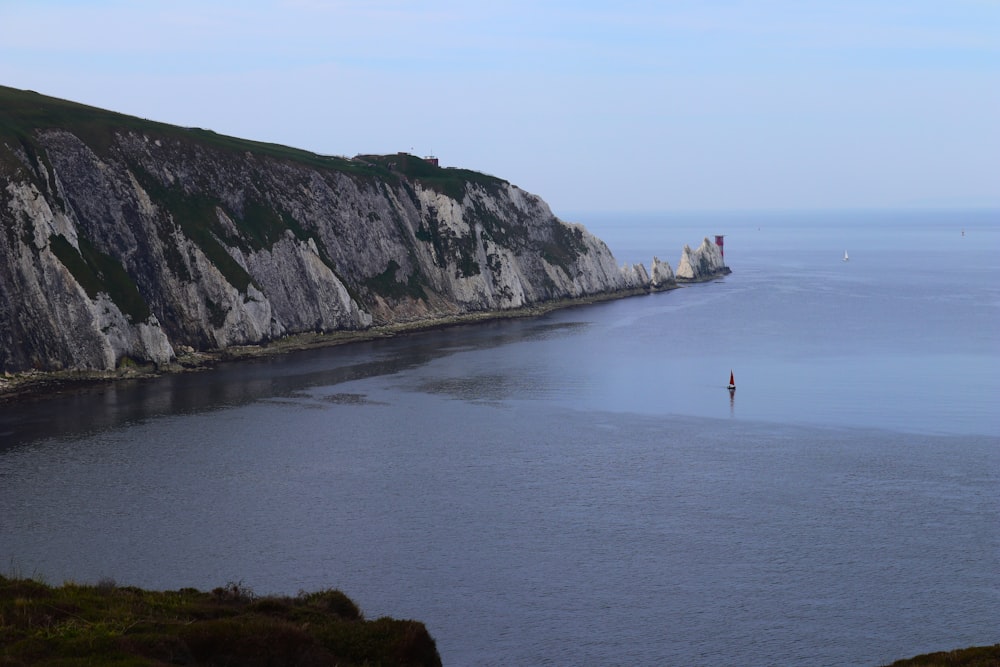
[0, 576, 440, 666]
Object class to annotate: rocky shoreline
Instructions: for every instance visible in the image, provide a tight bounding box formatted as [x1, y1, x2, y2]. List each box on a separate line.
[0, 286, 660, 403]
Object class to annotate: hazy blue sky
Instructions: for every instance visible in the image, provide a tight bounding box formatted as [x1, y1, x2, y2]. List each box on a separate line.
[3, 1, 998, 213]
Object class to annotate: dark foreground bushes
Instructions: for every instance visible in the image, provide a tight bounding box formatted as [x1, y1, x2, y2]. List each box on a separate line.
[882, 644, 1000, 667]
[0, 576, 440, 666]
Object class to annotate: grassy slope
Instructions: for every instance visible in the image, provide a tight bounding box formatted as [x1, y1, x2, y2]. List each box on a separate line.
[0, 85, 506, 195]
[0, 576, 440, 666]
[0, 85, 367, 173]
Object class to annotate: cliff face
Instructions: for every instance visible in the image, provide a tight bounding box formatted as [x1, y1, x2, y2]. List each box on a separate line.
[0, 87, 638, 373]
[0, 87, 731, 375]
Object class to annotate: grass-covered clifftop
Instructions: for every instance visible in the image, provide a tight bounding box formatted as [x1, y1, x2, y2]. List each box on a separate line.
[0, 85, 501, 196]
[0, 86, 367, 175]
[0, 576, 440, 666]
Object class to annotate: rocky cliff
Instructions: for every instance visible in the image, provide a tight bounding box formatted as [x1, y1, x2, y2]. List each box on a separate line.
[0, 86, 727, 375]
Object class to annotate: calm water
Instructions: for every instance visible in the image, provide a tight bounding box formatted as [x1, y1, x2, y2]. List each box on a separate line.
[1, 210, 998, 666]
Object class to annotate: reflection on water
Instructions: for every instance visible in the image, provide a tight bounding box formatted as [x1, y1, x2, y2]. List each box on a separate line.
[317, 392, 384, 406]
[417, 373, 532, 403]
[0, 319, 592, 451]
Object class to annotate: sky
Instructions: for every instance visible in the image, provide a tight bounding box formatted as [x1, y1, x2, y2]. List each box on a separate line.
[2, 0, 999, 214]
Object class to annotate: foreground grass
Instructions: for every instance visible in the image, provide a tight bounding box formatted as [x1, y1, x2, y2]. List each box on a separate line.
[883, 644, 1000, 667]
[0, 577, 440, 666]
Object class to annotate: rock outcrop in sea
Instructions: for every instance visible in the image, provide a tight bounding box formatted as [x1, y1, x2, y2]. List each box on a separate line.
[649, 256, 677, 288]
[0, 86, 729, 374]
[675, 237, 731, 282]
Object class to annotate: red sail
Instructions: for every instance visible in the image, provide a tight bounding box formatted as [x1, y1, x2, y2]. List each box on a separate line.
[729, 371, 735, 387]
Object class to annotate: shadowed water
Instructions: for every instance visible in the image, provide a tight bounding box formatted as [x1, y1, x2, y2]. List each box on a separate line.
[1, 210, 997, 665]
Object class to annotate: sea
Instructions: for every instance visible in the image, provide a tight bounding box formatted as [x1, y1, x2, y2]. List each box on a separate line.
[1, 209, 998, 666]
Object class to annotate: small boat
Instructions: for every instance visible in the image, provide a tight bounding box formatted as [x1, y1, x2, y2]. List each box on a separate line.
[727, 370, 735, 391]
[843, 251, 849, 262]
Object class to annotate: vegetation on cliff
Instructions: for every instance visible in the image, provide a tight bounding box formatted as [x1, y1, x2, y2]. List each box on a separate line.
[0, 86, 500, 212]
[0, 86, 368, 175]
[0, 576, 440, 666]
[881, 645, 1000, 667]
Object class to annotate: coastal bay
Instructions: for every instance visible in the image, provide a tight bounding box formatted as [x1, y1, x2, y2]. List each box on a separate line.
[3, 210, 997, 665]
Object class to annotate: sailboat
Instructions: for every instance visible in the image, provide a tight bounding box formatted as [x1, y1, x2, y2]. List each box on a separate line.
[843, 251, 849, 262]
[727, 370, 735, 391]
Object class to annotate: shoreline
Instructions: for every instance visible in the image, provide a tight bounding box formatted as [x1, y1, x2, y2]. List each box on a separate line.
[0, 286, 659, 403]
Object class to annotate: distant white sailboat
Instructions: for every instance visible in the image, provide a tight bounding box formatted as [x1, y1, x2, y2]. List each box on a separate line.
[843, 251, 849, 262]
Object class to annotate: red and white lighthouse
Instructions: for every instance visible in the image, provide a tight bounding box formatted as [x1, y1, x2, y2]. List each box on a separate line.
[714, 235, 725, 259]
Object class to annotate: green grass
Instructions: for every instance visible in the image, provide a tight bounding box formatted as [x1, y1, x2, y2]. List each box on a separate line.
[364, 260, 429, 301]
[0, 576, 440, 666]
[357, 153, 506, 202]
[0, 86, 379, 176]
[127, 167, 257, 294]
[541, 222, 589, 274]
[47, 234, 151, 323]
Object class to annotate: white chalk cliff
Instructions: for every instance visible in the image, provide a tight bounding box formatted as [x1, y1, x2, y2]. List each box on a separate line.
[0, 86, 728, 374]
[675, 237, 730, 282]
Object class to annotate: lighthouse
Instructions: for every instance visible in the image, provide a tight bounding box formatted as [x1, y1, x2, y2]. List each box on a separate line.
[715, 235, 725, 259]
